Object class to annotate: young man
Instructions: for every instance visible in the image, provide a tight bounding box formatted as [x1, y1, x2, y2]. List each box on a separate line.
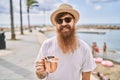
[35, 4, 96, 80]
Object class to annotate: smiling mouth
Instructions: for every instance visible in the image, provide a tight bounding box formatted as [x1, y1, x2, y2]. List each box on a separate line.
[61, 27, 69, 32]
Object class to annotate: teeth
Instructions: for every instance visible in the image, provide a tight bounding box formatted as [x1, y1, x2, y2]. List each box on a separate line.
[61, 27, 69, 32]
[63, 27, 66, 29]
[63, 28, 68, 30]
[63, 28, 69, 30]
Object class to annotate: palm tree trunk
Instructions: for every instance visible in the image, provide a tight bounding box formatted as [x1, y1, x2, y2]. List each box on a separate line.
[10, 0, 16, 40]
[27, 8, 32, 32]
[20, 0, 24, 35]
[43, 9, 45, 26]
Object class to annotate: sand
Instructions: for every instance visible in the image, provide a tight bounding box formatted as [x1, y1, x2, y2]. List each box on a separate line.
[93, 62, 120, 80]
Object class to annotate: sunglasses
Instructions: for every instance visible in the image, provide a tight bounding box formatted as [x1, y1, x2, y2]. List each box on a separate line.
[56, 17, 73, 24]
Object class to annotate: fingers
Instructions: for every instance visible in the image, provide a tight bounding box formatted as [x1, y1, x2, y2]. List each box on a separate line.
[35, 59, 46, 72]
[36, 65, 45, 72]
[36, 61, 44, 66]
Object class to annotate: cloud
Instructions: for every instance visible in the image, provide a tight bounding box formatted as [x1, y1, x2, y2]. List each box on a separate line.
[37, 0, 44, 4]
[0, 0, 10, 14]
[0, 0, 40, 14]
[36, 4, 53, 11]
[60, 0, 69, 3]
[0, 5, 9, 14]
[35, 0, 63, 12]
[87, 0, 120, 3]
[95, 5, 102, 10]
[0, 0, 66, 14]
[53, 3, 61, 8]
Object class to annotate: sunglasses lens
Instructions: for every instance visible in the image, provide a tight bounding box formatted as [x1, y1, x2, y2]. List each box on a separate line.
[56, 17, 72, 24]
[56, 19, 63, 24]
[64, 17, 72, 23]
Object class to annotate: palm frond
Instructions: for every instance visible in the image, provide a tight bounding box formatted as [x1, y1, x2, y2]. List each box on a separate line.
[27, 0, 38, 8]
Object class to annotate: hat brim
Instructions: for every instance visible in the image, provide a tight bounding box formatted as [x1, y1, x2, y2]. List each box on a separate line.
[51, 9, 79, 26]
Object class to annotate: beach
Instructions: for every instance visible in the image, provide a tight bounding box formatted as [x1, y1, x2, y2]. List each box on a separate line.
[0, 27, 120, 80]
[94, 62, 120, 80]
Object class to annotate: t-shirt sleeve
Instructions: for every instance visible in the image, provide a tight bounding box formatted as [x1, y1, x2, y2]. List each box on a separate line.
[35, 40, 48, 62]
[81, 43, 96, 72]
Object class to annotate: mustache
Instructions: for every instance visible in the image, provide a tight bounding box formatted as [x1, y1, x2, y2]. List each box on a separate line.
[59, 25, 71, 30]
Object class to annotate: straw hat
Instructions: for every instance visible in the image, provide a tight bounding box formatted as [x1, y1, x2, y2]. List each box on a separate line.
[50, 4, 80, 26]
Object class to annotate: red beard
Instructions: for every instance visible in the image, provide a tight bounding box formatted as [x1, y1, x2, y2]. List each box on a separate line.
[57, 25, 78, 54]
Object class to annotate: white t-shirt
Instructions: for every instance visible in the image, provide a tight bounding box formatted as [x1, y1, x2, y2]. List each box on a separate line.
[36, 37, 96, 80]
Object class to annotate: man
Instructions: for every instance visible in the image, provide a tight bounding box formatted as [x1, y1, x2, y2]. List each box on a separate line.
[35, 4, 96, 80]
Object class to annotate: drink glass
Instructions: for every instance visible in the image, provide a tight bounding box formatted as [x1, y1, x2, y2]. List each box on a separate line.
[45, 56, 59, 73]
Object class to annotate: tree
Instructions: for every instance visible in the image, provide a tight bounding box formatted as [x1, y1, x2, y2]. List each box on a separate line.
[10, 0, 16, 40]
[26, 0, 38, 32]
[20, 0, 24, 35]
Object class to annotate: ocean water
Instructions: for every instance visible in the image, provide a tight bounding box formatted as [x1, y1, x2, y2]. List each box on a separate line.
[0, 24, 20, 28]
[46, 29, 120, 51]
[77, 30, 120, 51]
[0, 24, 10, 28]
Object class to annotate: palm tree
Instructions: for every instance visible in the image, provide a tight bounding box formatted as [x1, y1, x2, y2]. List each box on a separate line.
[26, 0, 38, 32]
[10, 0, 16, 40]
[20, 0, 24, 35]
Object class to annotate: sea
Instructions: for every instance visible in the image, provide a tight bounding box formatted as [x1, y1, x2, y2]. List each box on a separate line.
[77, 29, 120, 51]
[45, 29, 120, 52]
[0, 24, 21, 28]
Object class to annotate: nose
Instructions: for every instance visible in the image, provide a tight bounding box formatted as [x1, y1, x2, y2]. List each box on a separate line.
[61, 20, 67, 26]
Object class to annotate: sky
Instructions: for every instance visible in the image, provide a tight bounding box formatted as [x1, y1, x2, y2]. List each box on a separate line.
[0, 0, 120, 27]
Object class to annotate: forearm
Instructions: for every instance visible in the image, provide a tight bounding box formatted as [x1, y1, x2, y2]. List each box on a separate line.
[82, 72, 91, 80]
[36, 71, 48, 79]
[82, 77, 90, 80]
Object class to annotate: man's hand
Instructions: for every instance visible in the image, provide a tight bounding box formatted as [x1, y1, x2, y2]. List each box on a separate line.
[35, 59, 47, 79]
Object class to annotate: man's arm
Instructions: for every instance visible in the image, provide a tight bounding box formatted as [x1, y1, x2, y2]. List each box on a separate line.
[82, 72, 91, 80]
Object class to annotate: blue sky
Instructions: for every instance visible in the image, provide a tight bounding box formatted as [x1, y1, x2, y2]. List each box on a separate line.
[0, 0, 120, 27]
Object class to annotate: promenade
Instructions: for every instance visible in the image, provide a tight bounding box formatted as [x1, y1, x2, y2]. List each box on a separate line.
[0, 30, 96, 80]
[0, 30, 46, 80]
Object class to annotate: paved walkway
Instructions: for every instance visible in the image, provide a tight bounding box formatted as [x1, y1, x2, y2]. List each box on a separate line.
[0, 30, 45, 80]
[0, 30, 97, 80]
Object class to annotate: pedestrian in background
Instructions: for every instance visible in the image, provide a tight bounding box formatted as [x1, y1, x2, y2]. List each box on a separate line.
[103, 42, 107, 53]
[92, 42, 99, 56]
